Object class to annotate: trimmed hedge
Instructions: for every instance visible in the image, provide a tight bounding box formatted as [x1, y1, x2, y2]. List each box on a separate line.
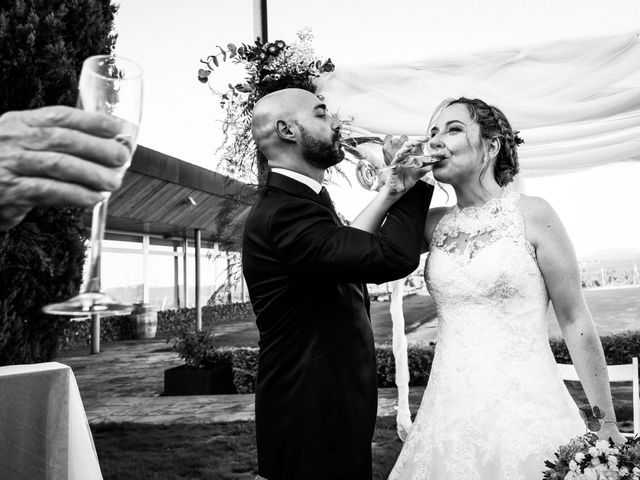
[56, 303, 256, 350]
[550, 332, 640, 366]
[0, 0, 118, 366]
[213, 331, 640, 394]
[57, 315, 136, 351]
[157, 303, 255, 339]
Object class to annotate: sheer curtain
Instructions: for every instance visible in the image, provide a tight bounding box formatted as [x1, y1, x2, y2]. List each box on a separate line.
[317, 31, 640, 438]
[318, 31, 640, 176]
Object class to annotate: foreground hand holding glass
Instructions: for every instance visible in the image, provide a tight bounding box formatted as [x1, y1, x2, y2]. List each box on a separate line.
[43, 55, 143, 316]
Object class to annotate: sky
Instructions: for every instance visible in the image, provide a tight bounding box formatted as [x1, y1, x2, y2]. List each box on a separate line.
[110, 0, 640, 276]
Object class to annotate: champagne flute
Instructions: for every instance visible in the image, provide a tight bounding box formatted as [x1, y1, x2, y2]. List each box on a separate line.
[341, 130, 437, 191]
[43, 55, 143, 315]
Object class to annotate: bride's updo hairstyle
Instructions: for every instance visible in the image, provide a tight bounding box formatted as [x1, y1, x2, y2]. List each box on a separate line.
[428, 97, 524, 187]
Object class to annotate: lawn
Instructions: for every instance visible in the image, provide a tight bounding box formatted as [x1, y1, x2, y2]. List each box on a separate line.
[211, 293, 439, 348]
[88, 287, 639, 479]
[92, 417, 404, 480]
[93, 405, 635, 480]
[213, 286, 640, 347]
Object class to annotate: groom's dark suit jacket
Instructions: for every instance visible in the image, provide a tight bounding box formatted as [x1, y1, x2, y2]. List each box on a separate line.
[242, 172, 433, 480]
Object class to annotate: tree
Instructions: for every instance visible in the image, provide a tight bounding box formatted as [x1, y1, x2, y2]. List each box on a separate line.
[0, 0, 118, 364]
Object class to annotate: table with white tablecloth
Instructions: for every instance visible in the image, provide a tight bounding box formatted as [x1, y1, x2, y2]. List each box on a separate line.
[0, 362, 102, 480]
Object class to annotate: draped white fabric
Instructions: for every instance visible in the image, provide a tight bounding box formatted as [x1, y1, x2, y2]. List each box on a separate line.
[390, 279, 412, 440]
[317, 31, 640, 177]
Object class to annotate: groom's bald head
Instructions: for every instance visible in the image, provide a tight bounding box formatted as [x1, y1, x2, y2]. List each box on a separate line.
[252, 88, 317, 157]
[251, 88, 344, 173]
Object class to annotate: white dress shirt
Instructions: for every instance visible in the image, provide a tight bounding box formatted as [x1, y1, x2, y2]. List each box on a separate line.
[271, 168, 322, 194]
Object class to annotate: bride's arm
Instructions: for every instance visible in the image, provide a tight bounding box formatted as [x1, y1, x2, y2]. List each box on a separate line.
[350, 186, 402, 232]
[521, 195, 626, 444]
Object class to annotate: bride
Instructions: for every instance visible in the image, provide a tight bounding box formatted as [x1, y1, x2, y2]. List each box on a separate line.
[387, 98, 626, 479]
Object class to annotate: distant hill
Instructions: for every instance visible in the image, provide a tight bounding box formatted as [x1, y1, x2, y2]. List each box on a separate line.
[579, 247, 640, 265]
[104, 284, 247, 310]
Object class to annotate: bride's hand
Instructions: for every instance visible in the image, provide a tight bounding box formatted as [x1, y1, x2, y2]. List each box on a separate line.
[597, 422, 627, 445]
[380, 135, 431, 195]
[382, 134, 409, 166]
[392, 136, 430, 164]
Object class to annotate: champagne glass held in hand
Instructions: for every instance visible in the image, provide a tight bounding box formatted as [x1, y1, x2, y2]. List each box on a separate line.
[348, 137, 438, 191]
[43, 55, 142, 316]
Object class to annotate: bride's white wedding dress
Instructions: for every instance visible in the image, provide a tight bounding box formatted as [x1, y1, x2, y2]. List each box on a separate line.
[389, 191, 585, 480]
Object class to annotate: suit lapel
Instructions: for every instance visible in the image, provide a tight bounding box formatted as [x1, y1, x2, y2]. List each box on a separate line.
[266, 172, 342, 225]
[266, 172, 323, 205]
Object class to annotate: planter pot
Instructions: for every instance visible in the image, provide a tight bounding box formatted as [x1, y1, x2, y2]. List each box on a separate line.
[164, 365, 236, 395]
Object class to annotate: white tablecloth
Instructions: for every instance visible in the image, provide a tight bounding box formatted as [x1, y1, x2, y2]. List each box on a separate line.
[0, 362, 103, 480]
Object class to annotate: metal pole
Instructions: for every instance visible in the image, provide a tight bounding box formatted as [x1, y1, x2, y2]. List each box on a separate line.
[253, 0, 268, 42]
[241, 271, 246, 303]
[195, 229, 202, 331]
[90, 314, 100, 354]
[173, 243, 180, 308]
[183, 235, 188, 308]
[226, 250, 232, 303]
[142, 234, 150, 303]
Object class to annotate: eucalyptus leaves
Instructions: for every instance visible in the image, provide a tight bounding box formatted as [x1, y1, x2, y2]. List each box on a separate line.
[197, 28, 334, 184]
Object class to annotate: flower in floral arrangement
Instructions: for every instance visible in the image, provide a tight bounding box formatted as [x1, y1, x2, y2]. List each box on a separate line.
[322, 58, 335, 72]
[265, 42, 283, 56]
[196, 28, 336, 185]
[543, 433, 640, 480]
[584, 467, 599, 480]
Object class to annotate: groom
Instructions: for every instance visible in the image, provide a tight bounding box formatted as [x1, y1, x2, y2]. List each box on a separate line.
[242, 88, 433, 480]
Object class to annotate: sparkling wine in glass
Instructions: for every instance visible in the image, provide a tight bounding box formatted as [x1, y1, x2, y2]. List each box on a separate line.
[341, 132, 437, 191]
[43, 55, 142, 316]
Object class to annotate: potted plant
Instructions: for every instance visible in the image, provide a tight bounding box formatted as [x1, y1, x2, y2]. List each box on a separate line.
[164, 330, 236, 395]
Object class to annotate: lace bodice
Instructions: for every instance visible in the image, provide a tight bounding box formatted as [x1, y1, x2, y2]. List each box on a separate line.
[389, 191, 585, 480]
[427, 191, 547, 345]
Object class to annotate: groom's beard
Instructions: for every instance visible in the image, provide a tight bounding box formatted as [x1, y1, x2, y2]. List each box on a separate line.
[299, 125, 344, 169]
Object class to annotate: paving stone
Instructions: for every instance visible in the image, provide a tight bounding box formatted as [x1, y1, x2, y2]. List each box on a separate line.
[56, 339, 411, 425]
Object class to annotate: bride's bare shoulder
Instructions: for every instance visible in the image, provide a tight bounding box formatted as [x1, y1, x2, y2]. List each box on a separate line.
[516, 193, 556, 222]
[516, 193, 566, 247]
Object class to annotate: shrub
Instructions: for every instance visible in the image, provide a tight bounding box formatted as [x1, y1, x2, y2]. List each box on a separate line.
[376, 344, 436, 388]
[157, 303, 255, 339]
[1, 207, 88, 364]
[57, 315, 136, 350]
[230, 347, 259, 394]
[215, 331, 640, 394]
[172, 330, 232, 369]
[551, 330, 640, 365]
[0, 0, 118, 365]
[54, 303, 256, 351]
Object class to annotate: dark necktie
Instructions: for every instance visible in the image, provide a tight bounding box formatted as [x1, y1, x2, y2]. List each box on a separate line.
[318, 187, 333, 208]
[318, 187, 341, 225]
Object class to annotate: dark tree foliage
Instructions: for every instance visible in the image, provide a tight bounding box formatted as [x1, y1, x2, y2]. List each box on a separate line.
[0, 0, 118, 364]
